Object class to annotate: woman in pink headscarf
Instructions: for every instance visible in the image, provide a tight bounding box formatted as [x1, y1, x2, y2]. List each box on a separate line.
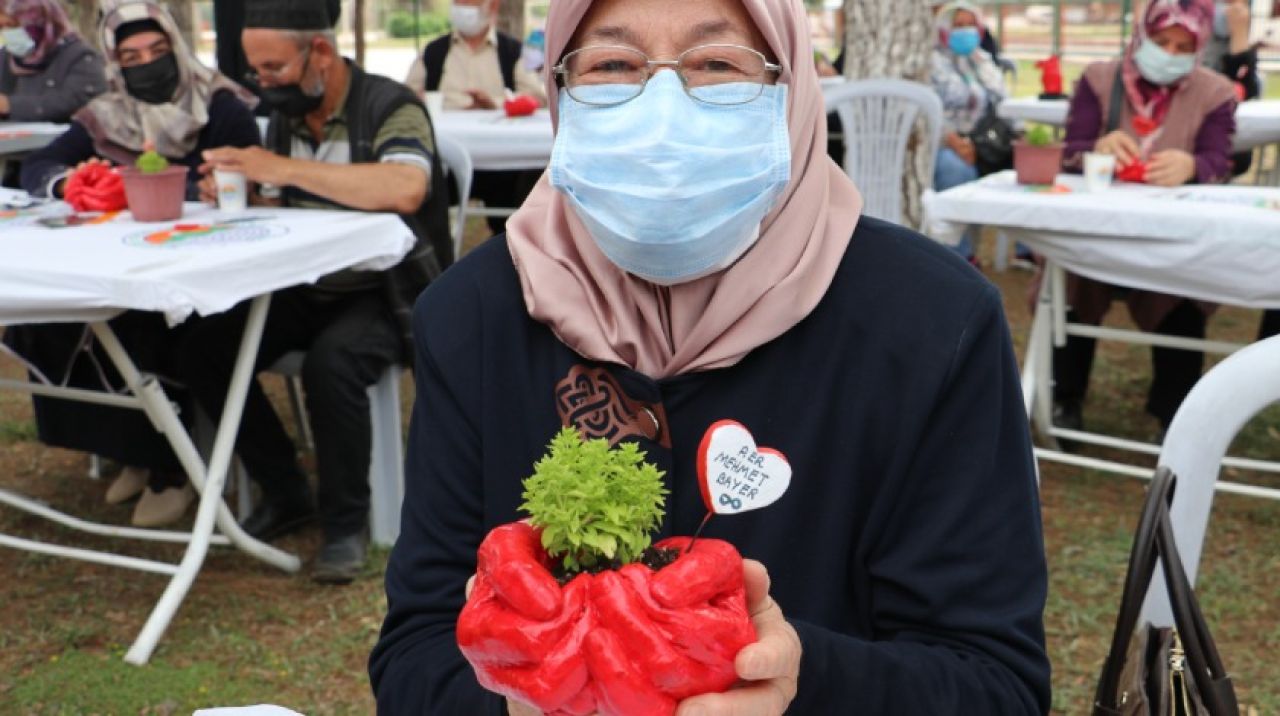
[0, 0, 105, 122]
[371, 0, 1049, 713]
[1053, 0, 1236, 443]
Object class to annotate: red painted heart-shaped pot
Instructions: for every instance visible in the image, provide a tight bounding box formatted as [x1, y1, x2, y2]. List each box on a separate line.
[457, 522, 755, 716]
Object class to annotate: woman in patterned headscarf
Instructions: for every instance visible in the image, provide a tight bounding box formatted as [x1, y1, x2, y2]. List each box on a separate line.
[0, 0, 105, 123]
[1053, 0, 1237, 442]
[19, 0, 260, 200]
[7, 2, 262, 528]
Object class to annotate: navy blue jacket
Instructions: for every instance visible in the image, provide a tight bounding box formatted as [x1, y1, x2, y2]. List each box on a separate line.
[20, 88, 259, 201]
[370, 218, 1051, 714]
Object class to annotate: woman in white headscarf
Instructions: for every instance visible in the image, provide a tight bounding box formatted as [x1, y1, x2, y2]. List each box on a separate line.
[370, 0, 1049, 713]
[7, 1, 260, 528]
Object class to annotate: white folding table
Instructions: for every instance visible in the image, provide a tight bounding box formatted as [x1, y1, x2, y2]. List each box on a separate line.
[0, 199, 413, 663]
[0, 121, 66, 159]
[431, 108, 553, 172]
[997, 97, 1280, 154]
[924, 171, 1280, 499]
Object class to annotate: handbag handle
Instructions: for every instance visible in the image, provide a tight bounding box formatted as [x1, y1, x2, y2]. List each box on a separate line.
[1092, 468, 1174, 715]
[1094, 468, 1241, 716]
[1155, 497, 1240, 715]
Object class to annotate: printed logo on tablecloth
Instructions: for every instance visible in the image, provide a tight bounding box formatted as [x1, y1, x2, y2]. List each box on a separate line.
[0, 207, 44, 228]
[121, 219, 289, 248]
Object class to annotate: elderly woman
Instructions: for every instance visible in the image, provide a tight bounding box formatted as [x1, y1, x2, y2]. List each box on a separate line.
[929, 1, 1007, 262]
[0, 0, 105, 123]
[4, 2, 259, 528]
[1054, 0, 1235, 439]
[20, 1, 259, 201]
[369, 0, 1049, 713]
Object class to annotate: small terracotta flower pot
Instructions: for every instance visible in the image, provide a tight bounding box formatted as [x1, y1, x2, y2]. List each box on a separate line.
[119, 166, 187, 222]
[1013, 141, 1064, 186]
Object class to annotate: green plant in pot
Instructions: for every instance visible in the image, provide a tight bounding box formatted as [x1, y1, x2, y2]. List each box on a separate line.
[120, 144, 188, 222]
[1014, 123, 1064, 186]
[456, 427, 757, 715]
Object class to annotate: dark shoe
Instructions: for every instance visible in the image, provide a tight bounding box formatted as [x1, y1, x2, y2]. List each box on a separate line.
[312, 531, 368, 584]
[1053, 401, 1084, 452]
[241, 498, 315, 541]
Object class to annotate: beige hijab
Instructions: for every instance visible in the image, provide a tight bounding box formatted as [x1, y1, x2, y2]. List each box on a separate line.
[73, 1, 256, 162]
[505, 0, 863, 379]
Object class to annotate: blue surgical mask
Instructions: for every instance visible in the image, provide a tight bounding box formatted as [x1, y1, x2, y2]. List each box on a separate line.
[550, 70, 791, 285]
[1133, 38, 1196, 86]
[948, 27, 981, 56]
[1, 27, 35, 59]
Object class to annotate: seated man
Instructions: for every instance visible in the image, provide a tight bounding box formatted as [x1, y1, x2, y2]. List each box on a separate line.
[186, 0, 451, 583]
[405, 0, 546, 235]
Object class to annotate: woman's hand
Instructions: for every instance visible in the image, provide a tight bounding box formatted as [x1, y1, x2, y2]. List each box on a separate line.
[1093, 131, 1140, 166]
[1145, 149, 1197, 186]
[674, 560, 801, 716]
[945, 132, 976, 166]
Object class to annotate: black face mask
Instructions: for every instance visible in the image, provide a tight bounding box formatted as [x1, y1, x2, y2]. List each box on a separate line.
[259, 83, 324, 118]
[122, 53, 180, 105]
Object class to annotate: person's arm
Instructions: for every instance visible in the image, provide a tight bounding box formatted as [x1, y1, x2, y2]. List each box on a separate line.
[513, 59, 547, 107]
[19, 121, 95, 198]
[405, 56, 427, 98]
[1218, 46, 1259, 100]
[1190, 100, 1236, 184]
[369, 277, 507, 715]
[1061, 77, 1104, 172]
[202, 102, 431, 214]
[784, 284, 1051, 714]
[4, 50, 106, 123]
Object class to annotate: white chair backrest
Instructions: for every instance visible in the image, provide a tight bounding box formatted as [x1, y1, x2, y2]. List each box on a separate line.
[433, 133, 473, 263]
[823, 79, 944, 224]
[1140, 335, 1280, 626]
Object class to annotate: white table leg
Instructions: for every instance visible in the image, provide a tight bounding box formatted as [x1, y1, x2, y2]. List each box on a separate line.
[86, 294, 301, 665]
[1022, 262, 1057, 446]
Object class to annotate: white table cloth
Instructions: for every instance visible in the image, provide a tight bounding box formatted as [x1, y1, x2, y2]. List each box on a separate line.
[923, 170, 1280, 499]
[924, 171, 1280, 308]
[0, 121, 66, 158]
[997, 97, 1280, 153]
[1, 203, 413, 324]
[0, 201, 413, 664]
[432, 108, 554, 172]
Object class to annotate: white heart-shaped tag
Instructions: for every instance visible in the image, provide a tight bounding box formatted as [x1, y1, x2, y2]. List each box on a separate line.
[697, 420, 791, 515]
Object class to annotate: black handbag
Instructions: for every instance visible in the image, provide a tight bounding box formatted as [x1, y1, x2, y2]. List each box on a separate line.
[1092, 468, 1240, 716]
[967, 100, 1018, 176]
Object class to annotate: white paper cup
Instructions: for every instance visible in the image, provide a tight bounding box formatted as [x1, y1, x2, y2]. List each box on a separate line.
[1083, 152, 1117, 192]
[425, 91, 445, 120]
[213, 169, 247, 212]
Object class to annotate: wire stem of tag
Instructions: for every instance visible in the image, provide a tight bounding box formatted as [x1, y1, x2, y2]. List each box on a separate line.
[684, 511, 714, 555]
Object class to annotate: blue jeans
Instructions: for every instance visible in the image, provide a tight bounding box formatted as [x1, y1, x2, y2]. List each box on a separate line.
[934, 147, 978, 259]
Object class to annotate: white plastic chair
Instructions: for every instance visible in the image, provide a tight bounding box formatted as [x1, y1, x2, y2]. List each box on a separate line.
[1139, 335, 1280, 627]
[434, 133, 473, 262]
[252, 355, 405, 547]
[823, 79, 944, 225]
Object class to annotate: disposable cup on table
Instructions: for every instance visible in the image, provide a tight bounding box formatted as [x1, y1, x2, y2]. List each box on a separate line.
[1084, 152, 1117, 192]
[213, 169, 248, 212]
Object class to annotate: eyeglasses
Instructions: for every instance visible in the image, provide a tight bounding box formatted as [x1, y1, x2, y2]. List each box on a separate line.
[244, 46, 311, 87]
[552, 43, 782, 107]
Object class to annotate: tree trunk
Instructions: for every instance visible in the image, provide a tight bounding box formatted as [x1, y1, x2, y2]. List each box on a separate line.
[354, 0, 367, 67]
[68, 0, 100, 52]
[168, 0, 198, 52]
[497, 0, 524, 40]
[841, 0, 935, 228]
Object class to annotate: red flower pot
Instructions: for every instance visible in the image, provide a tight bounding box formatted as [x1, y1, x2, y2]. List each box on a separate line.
[1013, 141, 1064, 186]
[119, 166, 188, 222]
[457, 522, 756, 716]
